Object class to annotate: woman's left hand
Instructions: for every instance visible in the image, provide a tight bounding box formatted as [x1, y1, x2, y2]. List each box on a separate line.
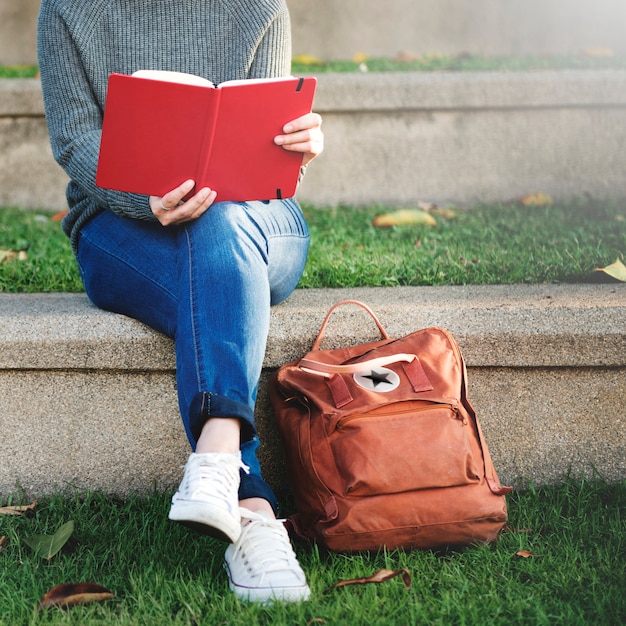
[274, 112, 324, 166]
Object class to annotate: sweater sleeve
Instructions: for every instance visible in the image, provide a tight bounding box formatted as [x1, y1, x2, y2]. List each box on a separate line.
[37, 2, 155, 222]
[247, 5, 292, 79]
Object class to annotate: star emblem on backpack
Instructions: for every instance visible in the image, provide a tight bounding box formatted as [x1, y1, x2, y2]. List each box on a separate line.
[353, 367, 400, 392]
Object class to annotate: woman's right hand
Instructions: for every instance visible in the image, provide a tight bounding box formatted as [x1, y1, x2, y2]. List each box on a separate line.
[149, 179, 217, 226]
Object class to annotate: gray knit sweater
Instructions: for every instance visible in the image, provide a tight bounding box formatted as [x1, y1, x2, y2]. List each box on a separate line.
[37, 0, 292, 253]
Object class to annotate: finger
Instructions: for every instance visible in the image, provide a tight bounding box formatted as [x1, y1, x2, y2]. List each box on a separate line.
[159, 178, 196, 211]
[282, 112, 322, 134]
[165, 187, 216, 224]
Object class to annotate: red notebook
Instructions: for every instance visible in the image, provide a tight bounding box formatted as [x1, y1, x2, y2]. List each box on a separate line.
[96, 71, 317, 202]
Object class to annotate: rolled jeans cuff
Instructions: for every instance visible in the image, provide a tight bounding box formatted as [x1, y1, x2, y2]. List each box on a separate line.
[239, 471, 279, 515]
[189, 391, 256, 444]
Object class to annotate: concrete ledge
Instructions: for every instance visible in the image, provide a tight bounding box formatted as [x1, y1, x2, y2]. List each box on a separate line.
[2, 70, 626, 211]
[1, 284, 624, 499]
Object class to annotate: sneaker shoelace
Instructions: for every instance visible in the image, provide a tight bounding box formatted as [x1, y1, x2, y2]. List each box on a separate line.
[184, 454, 249, 501]
[231, 516, 302, 584]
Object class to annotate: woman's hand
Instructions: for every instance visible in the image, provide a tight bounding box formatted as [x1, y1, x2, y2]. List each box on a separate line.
[149, 179, 217, 226]
[274, 112, 324, 166]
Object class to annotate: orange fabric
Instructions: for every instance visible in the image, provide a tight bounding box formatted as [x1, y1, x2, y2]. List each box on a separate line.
[270, 301, 511, 552]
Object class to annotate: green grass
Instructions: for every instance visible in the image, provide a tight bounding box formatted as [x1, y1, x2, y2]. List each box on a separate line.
[0, 65, 39, 79]
[292, 53, 626, 74]
[3, 53, 626, 79]
[300, 200, 625, 287]
[0, 209, 83, 293]
[1, 200, 624, 293]
[0, 478, 624, 625]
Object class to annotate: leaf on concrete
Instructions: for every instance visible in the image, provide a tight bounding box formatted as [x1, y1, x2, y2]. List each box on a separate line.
[0, 501, 37, 516]
[39, 582, 114, 610]
[595, 258, 626, 282]
[24, 520, 74, 561]
[323, 568, 411, 594]
[372, 208, 437, 228]
[518, 193, 554, 206]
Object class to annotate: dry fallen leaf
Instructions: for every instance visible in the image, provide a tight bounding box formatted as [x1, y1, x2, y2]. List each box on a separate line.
[584, 47, 614, 58]
[324, 568, 411, 594]
[393, 50, 421, 63]
[516, 550, 543, 558]
[0, 248, 28, 264]
[372, 208, 437, 228]
[0, 536, 8, 550]
[292, 54, 323, 67]
[352, 52, 369, 64]
[595, 258, 626, 282]
[518, 193, 554, 206]
[503, 525, 533, 534]
[419, 201, 457, 220]
[39, 583, 115, 610]
[0, 501, 37, 516]
[51, 209, 69, 222]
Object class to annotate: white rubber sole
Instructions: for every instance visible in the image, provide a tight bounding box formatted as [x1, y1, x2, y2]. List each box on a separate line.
[168, 499, 241, 543]
[225, 571, 311, 604]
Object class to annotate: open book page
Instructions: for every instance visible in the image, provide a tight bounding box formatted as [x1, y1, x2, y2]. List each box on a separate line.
[132, 69, 298, 90]
[132, 69, 215, 87]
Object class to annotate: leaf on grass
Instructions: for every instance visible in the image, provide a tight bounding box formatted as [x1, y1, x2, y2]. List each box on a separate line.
[323, 568, 411, 594]
[595, 258, 626, 282]
[0, 536, 8, 550]
[584, 47, 614, 58]
[51, 209, 69, 222]
[516, 550, 543, 558]
[518, 193, 554, 206]
[372, 208, 437, 228]
[0, 248, 28, 264]
[393, 50, 421, 63]
[24, 520, 74, 561]
[0, 501, 37, 516]
[418, 201, 457, 220]
[292, 54, 324, 66]
[39, 583, 114, 610]
[503, 525, 533, 534]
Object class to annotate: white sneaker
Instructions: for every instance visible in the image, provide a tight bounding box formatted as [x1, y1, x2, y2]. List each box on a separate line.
[224, 508, 311, 604]
[168, 452, 244, 543]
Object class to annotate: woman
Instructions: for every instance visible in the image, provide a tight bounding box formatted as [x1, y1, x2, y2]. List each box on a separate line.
[37, 0, 323, 604]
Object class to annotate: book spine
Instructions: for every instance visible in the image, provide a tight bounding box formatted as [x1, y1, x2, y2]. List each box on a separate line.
[195, 89, 222, 194]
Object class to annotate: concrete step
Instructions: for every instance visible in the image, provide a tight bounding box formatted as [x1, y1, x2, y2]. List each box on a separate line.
[2, 70, 626, 212]
[1, 284, 624, 499]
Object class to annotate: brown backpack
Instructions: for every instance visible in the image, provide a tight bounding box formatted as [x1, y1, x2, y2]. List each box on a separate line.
[269, 300, 511, 552]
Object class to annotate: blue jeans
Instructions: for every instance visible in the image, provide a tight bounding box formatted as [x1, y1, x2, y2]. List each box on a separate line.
[76, 199, 310, 512]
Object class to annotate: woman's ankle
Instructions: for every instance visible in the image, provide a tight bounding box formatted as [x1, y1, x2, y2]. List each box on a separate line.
[196, 417, 241, 454]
